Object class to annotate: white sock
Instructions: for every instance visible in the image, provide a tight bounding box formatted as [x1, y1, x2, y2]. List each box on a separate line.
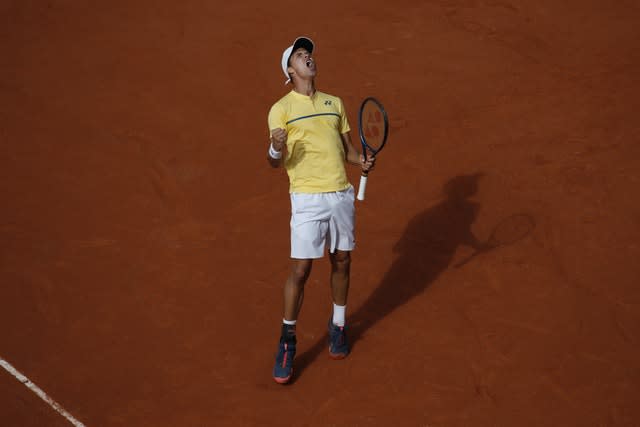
[332, 303, 346, 327]
[283, 318, 297, 326]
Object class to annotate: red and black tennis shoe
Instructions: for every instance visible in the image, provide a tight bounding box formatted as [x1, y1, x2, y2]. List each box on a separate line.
[273, 324, 297, 384]
[328, 320, 350, 359]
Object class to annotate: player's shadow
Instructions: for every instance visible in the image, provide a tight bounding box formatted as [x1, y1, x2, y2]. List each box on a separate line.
[293, 172, 486, 379]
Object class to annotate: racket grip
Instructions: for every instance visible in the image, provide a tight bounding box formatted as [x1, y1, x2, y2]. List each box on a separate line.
[356, 174, 368, 201]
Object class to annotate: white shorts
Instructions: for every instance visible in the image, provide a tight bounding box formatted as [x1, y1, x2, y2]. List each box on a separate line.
[290, 186, 356, 259]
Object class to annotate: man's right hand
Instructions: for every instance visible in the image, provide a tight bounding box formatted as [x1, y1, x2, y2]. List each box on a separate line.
[270, 128, 287, 152]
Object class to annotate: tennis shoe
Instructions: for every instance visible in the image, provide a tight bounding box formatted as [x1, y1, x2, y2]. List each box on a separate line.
[273, 324, 297, 384]
[328, 320, 349, 359]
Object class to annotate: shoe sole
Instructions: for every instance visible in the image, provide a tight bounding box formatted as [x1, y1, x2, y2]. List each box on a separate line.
[328, 348, 348, 360]
[273, 370, 293, 384]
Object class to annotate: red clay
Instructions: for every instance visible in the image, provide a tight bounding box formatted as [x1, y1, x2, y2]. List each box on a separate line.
[1, 1, 639, 426]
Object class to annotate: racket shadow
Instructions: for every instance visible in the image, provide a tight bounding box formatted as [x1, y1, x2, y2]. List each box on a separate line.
[453, 213, 536, 268]
[294, 172, 489, 374]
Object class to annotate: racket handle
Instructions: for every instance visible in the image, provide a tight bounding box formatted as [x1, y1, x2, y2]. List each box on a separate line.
[356, 174, 368, 201]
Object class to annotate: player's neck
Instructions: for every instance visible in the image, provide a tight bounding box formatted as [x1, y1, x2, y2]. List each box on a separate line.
[292, 79, 315, 97]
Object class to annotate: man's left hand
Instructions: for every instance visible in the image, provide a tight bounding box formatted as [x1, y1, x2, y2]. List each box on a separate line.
[360, 154, 376, 173]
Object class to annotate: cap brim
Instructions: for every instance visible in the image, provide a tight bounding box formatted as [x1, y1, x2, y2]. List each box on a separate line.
[291, 37, 314, 55]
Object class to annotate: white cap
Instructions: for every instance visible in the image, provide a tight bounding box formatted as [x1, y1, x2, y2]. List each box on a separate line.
[281, 36, 315, 84]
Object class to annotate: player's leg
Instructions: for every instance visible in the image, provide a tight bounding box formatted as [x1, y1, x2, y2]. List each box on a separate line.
[329, 250, 350, 308]
[274, 193, 329, 383]
[327, 250, 351, 359]
[328, 185, 356, 313]
[273, 258, 312, 384]
[326, 186, 356, 359]
[283, 258, 313, 322]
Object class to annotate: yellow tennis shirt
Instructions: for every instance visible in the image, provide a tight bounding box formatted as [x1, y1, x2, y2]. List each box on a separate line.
[268, 90, 351, 193]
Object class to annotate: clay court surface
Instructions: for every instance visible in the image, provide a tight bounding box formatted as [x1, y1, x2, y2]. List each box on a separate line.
[1, 0, 639, 425]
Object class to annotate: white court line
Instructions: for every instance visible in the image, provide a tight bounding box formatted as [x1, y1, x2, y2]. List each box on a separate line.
[0, 357, 86, 427]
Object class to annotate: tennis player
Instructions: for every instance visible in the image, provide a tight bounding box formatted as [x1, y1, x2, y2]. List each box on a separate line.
[267, 36, 375, 384]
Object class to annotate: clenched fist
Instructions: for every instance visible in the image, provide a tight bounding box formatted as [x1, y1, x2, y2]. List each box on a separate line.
[270, 128, 287, 152]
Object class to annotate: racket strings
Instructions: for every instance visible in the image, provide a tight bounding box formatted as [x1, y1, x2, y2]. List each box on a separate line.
[361, 103, 386, 152]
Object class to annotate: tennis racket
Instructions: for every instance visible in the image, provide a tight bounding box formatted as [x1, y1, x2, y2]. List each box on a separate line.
[356, 97, 389, 201]
[454, 213, 535, 268]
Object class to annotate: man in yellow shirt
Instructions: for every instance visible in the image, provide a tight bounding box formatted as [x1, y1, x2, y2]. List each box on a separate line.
[267, 36, 375, 384]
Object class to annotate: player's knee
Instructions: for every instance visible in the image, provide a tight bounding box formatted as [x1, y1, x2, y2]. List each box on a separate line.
[331, 251, 351, 271]
[289, 261, 312, 285]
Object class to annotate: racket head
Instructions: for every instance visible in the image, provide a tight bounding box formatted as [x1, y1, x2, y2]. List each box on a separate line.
[485, 213, 536, 248]
[358, 97, 389, 160]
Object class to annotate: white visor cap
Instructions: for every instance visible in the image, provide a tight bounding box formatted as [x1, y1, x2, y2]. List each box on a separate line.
[281, 36, 315, 84]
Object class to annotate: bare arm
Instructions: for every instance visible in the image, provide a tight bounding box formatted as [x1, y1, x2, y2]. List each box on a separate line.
[340, 131, 375, 173]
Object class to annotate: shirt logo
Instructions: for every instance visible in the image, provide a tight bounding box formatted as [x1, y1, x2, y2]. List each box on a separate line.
[324, 100, 332, 106]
